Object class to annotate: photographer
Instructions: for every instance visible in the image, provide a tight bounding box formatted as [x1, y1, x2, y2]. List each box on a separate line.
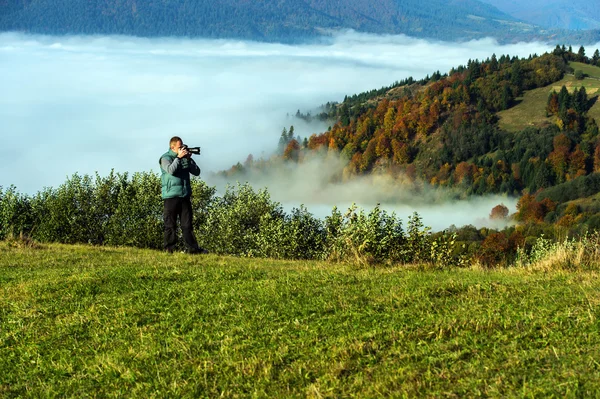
[159, 136, 207, 254]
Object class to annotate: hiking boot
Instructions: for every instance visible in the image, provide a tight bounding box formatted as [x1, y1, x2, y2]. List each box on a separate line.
[186, 247, 208, 255]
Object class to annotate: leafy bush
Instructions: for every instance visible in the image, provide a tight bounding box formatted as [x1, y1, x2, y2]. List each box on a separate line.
[256, 205, 327, 260]
[0, 185, 34, 240]
[104, 172, 163, 248]
[197, 183, 285, 256]
[1, 172, 461, 266]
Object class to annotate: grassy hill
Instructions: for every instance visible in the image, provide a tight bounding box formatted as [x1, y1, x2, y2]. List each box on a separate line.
[498, 62, 600, 132]
[2, 241, 600, 397]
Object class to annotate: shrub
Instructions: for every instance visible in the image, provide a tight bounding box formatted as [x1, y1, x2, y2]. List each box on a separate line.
[256, 205, 326, 260]
[0, 185, 34, 240]
[105, 172, 163, 249]
[197, 183, 285, 256]
[324, 204, 405, 265]
[1, 172, 464, 266]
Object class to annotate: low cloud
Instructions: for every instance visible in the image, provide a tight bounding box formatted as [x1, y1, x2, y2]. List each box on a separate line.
[206, 153, 518, 231]
[0, 31, 570, 227]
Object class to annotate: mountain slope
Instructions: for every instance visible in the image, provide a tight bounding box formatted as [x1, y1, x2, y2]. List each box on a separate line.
[477, 0, 600, 30]
[0, 0, 537, 42]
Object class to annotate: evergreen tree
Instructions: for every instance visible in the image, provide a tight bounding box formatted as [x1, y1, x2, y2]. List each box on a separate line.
[575, 86, 587, 114]
[577, 46, 586, 62]
[510, 62, 524, 94]
[553, 45, 563, 56]
[532, 161, 554, 191]
[339, 104, 350, 126]
[557, 85, 570, 112]
[278, 127, 289, 153]
[500, 84, 513, 110]
[490, 53, 498, 72]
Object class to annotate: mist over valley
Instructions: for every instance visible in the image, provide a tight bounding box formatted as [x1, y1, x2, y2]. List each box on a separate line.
[0, 31, 578, 229]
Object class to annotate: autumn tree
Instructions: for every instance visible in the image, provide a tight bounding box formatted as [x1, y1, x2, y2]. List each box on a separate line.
[477, 232, 510, 267]
[283, 139, 301, 162]
[546, 91, 559, 115]
[490, 203, 509, 220]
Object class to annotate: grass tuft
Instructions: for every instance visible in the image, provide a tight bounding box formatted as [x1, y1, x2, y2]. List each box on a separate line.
[3, 231, 44, 250]
[515, 233, 600, 271]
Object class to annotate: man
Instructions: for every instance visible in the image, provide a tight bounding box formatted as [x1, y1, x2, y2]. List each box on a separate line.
[159, 136, 207, 254]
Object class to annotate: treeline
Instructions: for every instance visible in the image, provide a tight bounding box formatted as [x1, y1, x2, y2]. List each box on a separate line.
[552, 44, 600, 67]
[0, 0, 561, 43]
[3, 172, 597, 267]
[0, 172, 456, 265]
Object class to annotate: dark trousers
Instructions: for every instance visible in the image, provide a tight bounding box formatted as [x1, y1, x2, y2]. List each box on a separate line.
[163, 196, 199, 251]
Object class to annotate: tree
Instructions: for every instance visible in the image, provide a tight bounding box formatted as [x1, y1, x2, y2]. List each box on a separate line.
[477, 232, 510, 267]
[574, 86, 587, 113]
[546, 91, 559, 115]
[490, 204, 509, 220]
[532, 161, 554, 191]
[557, 85, 570, 111]
[577, 46, 586, 62]
[568, 145, 587, 179]
[489, 53, 498, 72]
[510, 62, 524, 94]
[283, 139, 300, 162]
[278, 127, 289, 153]
[575, 70, 584, 80]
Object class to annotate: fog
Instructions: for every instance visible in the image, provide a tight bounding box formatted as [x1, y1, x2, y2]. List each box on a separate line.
[209, 154, 518, 231]
[0, 31, 561, 228]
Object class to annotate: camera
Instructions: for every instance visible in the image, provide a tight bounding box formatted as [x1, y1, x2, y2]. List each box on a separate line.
[181, 144, 201, 155]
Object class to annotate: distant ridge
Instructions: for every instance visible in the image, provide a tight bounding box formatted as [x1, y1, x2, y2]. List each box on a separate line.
[477, 0, 600, 30]
[0, 0, 587, 43]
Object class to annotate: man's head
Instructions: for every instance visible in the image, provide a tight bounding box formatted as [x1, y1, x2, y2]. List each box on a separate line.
[170, 136, 183, 151]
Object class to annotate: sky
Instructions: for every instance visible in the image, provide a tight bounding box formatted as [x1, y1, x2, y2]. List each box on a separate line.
[0, 30, 577, 229]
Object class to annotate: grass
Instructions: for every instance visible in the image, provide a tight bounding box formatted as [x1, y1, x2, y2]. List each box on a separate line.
[498, 62, 600, 132]
[570, 62, 600, 79]
[2, 242, 600, 397]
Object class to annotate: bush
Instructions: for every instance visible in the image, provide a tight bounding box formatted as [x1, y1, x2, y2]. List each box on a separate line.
[104, 172, 163, 248]
[1, 172, 463, 266]
[0, 185, 34, 240]
[197, 183, 285, 256]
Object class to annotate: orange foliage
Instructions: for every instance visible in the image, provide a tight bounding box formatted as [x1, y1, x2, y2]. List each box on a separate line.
[490, 204, 509, 220]
[477, 232, 510, 267]
[454, 161, 477, 183]
[283, 139, 301, 161]
[516, 194, 556, 223]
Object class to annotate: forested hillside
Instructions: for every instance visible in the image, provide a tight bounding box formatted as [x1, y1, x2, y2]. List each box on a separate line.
[0, 0, 559, 43]
[230, 45, 600, 233]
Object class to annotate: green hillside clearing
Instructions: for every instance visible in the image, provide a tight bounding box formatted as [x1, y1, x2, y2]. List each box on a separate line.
[498, 62, 600, 132]
[570, 61, 600, 79]
[2, 242, 600, 397]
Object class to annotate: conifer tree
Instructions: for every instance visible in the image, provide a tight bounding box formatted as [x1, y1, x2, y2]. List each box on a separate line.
[278, 127, 288, 153]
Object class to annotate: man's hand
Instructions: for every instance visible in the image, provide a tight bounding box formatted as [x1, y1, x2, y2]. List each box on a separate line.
[177, 147, 189, 158]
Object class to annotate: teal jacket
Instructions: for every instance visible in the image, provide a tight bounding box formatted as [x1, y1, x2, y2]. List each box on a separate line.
[159, 149, 201, 199]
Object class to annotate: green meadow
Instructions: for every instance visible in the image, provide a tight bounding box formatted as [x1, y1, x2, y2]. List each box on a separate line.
[2, 242, 600, 398]
[498, 62, 600, 132]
